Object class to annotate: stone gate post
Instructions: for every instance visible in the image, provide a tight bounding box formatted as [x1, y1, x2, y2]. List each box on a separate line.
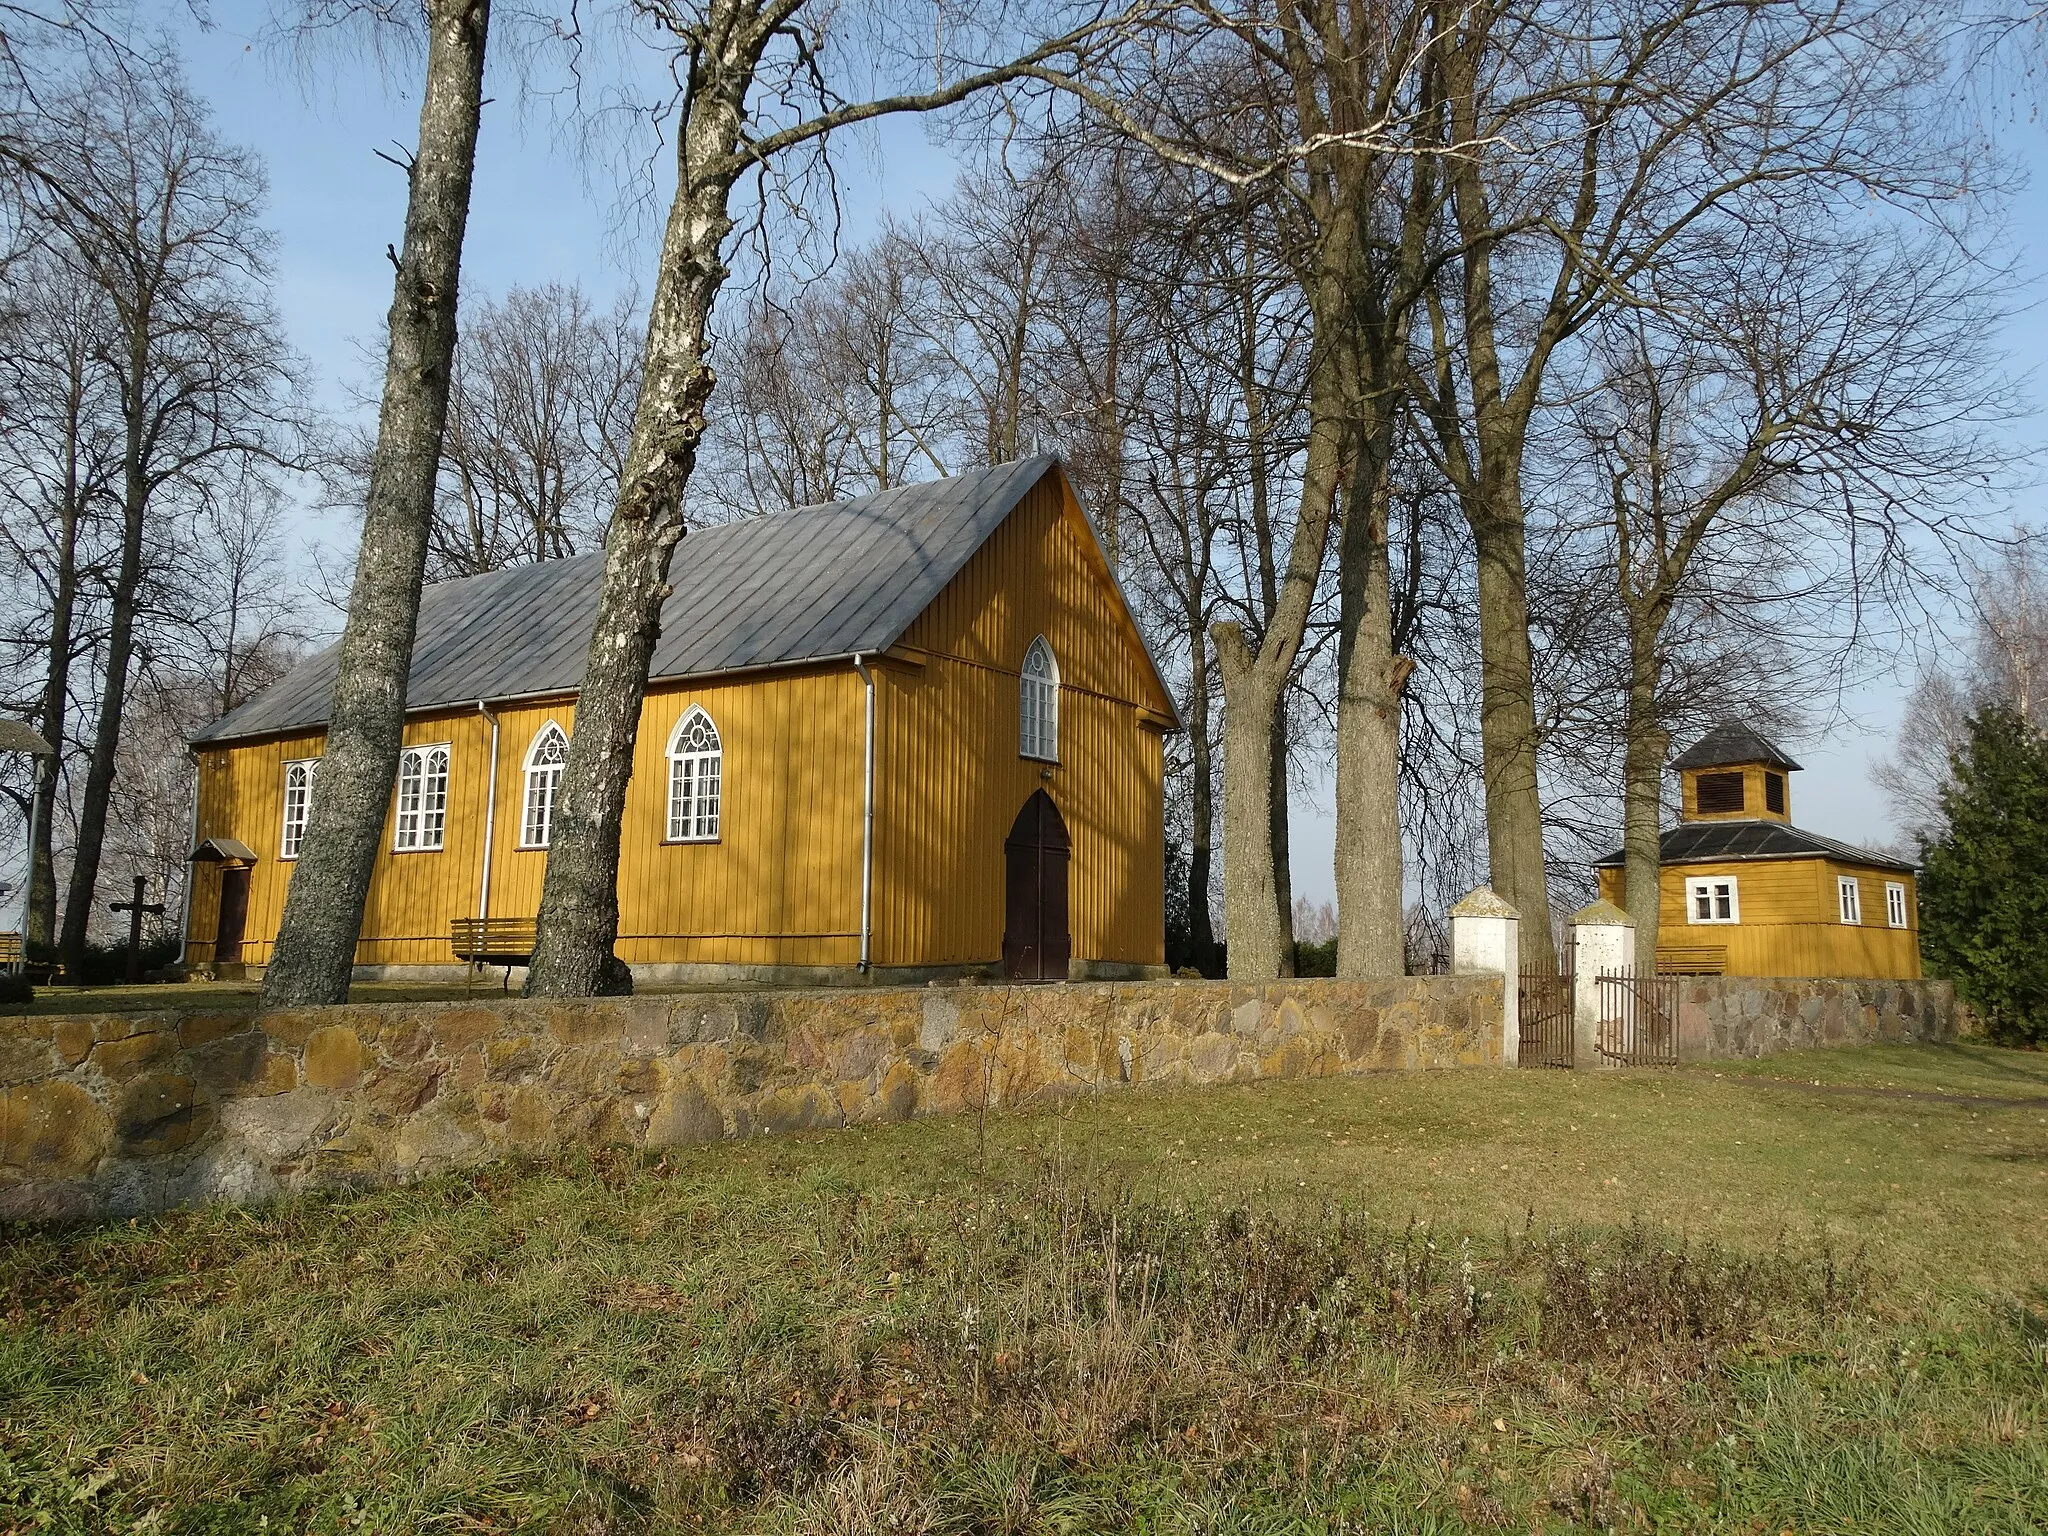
[1569, 899, 1635, 1070]
[1449, 886, 1520, 1067]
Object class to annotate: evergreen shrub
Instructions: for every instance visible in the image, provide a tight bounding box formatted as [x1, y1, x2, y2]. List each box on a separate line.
[1919, 703, 2048, 1046]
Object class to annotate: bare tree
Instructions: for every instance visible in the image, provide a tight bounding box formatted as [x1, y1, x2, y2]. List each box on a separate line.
[904, 163, 1069, 468]
[524, 0, 1151, 996]
[698, 230, 956, 517]
[1052, 0, 1442, 977]
[0, 250, 119, 948]
[430, 281, 641, 575]
[9, 59, 302, 978]
[1407, 0, 1982, 966]
[1878, 534, 2048, 840]
[260, 0, 492, 1007]
[1122, 312, 1239, 974]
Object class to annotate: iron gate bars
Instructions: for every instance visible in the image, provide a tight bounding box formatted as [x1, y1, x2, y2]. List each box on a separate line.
[1596, 971, 1681, 1066]
[1518, 964, 1574, 1068]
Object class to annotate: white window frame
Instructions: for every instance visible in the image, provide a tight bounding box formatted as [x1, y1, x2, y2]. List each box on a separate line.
[521, 722, 569, 849]
[1885, 880, 1908, 929]
[664, 705, 722, 843]
[1685, 876, 1740, 925]
[1020, 635, 1060, 763]
[393, 743, 451, 852]
[1837, 875, 1862, 926]
[280, 758, 319, 860]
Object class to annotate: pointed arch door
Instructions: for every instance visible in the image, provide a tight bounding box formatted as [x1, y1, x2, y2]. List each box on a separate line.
[1003, 789, 1071, 982]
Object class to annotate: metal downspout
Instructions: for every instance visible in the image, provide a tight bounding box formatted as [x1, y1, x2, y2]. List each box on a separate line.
[852, 656, 875, 974]
[476, 701, 500, 925]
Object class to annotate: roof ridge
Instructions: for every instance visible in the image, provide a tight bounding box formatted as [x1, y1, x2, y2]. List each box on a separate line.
[1670, 719, 1803, 772]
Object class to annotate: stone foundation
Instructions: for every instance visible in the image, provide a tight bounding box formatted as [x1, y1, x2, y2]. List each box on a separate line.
[1, 976, 1500, 1221]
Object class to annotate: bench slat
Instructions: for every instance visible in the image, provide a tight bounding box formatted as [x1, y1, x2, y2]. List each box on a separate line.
[450, 918, 537, 962]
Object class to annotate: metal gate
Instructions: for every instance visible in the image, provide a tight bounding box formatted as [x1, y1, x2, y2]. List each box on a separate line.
[1596, 971, 1681, 1066]
[1517, 963, 1575, 1068]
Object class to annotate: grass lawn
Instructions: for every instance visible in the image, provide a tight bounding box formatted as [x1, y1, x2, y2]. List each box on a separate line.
[2, 1042, 2044, 1534]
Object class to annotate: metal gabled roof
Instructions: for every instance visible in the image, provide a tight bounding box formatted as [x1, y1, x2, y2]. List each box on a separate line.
[193, 457, 1068, 746]
[1670, 721, 1803, 773]
[1593, 818, 1915, 873]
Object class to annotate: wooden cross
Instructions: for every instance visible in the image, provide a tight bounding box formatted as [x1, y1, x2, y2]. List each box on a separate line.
[108, 875, 166, 984]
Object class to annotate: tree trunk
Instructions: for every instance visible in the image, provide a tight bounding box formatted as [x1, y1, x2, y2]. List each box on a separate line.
[1471, 492, 1554, 967]
[1334, 455, 1410, 977]
[1435, 19, 1557, 970]
[524, 26, 758, 997]
[1621, 638, 1667, 975]
[259, 0, 491, 1007]
[1215, 625, 1287, 979]
[519, 1, 1153, 994]
[26, 486, 80, 951]
[1211, 404, 1342, 981]
[1185, 624, 1217, 973]
[1267, 692, 1296, 975]
[59, 430, 146, 976]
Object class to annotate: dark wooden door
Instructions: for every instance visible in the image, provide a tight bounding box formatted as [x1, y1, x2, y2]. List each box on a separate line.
[1002, 790, 1071, 982]
[215, 867, 251, 965]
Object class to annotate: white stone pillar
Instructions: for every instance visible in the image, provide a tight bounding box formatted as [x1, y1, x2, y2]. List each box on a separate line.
[1569, 898, 1636, 1070]
[1450, 886, 1520, 1067]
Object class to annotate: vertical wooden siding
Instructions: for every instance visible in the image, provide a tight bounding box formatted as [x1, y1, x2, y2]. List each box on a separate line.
[1600, 859, 1921, 979]
[189, 671, 866, 969]
[879, 470, 1168, 968]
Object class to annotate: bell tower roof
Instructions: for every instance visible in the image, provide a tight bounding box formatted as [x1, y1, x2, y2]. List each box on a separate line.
[1670, 722, 1802, 774]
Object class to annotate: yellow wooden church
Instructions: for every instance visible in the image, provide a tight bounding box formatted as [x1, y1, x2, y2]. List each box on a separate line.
[1594, 723, 1921, 979]
[183, 458, 1177, 984]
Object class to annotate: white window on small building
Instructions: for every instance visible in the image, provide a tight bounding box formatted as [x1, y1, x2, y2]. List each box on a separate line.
[1837, 875, 1862, 925]
[665, 706, 722, 842]
[280, 758, 319, 860]
[1885, 880, 1908, 929]
[1686, 877, 1739, 924]
[394, 744, 450, 851]
[1020, 636, 1060, 762]
[521, 723, 569, 848]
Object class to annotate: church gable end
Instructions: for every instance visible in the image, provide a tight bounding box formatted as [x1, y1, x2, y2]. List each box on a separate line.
[897, 464, 1174, 718]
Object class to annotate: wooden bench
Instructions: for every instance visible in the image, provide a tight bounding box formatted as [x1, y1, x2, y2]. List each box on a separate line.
[0, 932, 60, 985]
[1655, 944, 1728, 976]
[451, 918, 536, 991]
[450, 918, 537, 964]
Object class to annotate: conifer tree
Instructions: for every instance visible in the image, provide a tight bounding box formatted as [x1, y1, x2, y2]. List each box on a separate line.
[1919, 703, 2048, 1045]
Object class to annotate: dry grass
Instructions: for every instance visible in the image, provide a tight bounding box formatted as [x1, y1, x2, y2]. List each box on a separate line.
[0, 1042, 2044, 1533]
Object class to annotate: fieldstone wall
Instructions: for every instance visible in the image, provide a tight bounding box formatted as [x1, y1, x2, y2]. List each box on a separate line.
[0, 976, 1503, 1222]
[1671, 976, 1958, 1060]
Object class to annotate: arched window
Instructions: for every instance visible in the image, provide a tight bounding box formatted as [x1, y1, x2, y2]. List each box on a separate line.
[666, 706, 722, 841]
[1020, 637, 1060, 762]
[521, 723, 569, 848]
[280, 758, 318, 859]
[394, 744, 450, 851]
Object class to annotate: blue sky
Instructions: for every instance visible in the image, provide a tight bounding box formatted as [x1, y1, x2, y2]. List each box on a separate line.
[176, 2, 2039, 907]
